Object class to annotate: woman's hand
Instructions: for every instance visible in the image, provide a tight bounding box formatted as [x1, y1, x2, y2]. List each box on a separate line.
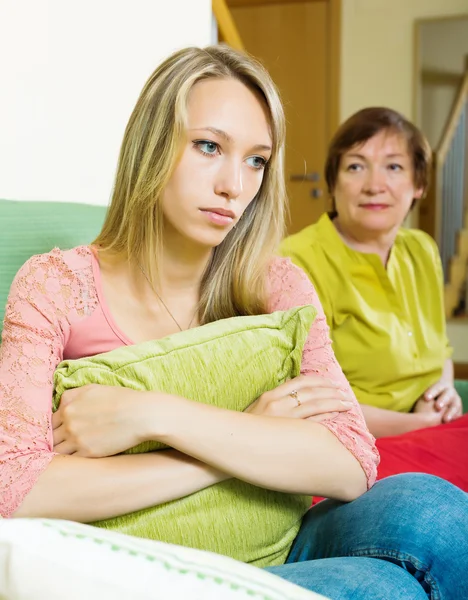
[245, 375, 354, 422]
[412, 396, 444, 428]
[421, 380, 463, 423]
[52, 384, 155, 457]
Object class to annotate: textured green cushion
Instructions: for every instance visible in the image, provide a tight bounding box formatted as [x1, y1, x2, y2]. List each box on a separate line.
[53, 306, 317, 567]
[0, 199, 106, 336]
[455, 380, 468, 413]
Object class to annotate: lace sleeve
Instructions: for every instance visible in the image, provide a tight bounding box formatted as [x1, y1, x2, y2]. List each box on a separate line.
[268, 257, 379, 489]
[0, 250, 91, 517]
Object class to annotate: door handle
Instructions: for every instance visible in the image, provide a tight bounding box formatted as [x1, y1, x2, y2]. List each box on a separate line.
[290, 172, 320, 182]
[310, 188, 323, 199]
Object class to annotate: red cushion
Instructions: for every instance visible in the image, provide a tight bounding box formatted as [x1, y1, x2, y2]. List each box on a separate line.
[376, 412, 468, 490]
[312, 413, 468, 505]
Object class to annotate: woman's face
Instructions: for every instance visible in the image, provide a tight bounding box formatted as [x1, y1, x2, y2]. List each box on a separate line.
[162, 77, 272, 249]
[333, 130, 423, 236]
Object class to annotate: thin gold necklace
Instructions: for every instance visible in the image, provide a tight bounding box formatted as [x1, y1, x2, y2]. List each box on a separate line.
[137, 262, 197, 332]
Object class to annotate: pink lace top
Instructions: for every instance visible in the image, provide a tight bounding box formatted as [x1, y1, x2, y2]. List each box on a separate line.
[0, 247, 378, 518]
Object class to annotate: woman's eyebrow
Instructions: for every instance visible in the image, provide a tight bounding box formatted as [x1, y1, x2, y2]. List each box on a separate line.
[344, 153, 366, 160]
[344, 152, 405, 159]
[189, 127, 272, 152]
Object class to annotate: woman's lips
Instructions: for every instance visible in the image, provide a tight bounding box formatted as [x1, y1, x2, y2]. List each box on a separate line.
[200, 209, 235, 226]
[360, 204, 390, 210]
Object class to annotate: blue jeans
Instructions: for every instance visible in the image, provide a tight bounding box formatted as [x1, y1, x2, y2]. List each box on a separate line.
[266, 473, 468, 599]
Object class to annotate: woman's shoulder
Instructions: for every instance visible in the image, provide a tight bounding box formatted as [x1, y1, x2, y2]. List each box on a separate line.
[279, 215, 329, 256]
[268, 255, 310, 283]
[396, 228, 439, 257]
[17, 245, 94, 278]
[11, 245, 97, 317]
[267, 256, 317, 311]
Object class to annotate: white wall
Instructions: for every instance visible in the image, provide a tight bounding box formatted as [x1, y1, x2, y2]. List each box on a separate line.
[0, 0, 212, 206]
[340, 0, 468, 121]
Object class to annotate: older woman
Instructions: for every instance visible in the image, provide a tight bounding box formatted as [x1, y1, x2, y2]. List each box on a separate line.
[280, 107, 468, 447]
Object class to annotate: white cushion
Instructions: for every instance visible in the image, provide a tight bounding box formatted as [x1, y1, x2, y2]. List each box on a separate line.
[0, 518, 329, 600]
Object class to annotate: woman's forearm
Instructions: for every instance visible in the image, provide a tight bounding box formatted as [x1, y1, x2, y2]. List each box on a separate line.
[441, 359, 454, 384]
[13, 450, 229, 522]
[149, 396, 368, 502]
[359, 404, 428, 438]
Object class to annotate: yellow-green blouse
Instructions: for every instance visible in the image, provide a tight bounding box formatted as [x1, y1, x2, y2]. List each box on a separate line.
[280, 213, 452, 413]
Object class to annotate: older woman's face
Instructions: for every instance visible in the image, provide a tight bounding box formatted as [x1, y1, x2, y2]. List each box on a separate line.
[334, 130, 423, 235]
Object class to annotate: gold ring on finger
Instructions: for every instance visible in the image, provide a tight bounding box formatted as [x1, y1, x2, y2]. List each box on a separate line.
[290, 389, 301, 406]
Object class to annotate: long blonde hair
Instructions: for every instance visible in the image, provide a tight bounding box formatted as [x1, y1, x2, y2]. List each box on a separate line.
[94, 45, 287, 323]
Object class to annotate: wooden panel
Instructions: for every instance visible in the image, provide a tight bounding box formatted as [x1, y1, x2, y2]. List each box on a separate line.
[422, 69, 463, 87]
[230, 1, 333, 233]
[418, 158, 437, 239]
[327, 0, 341, 139]
[213, 0, 244, 50]
[454, 362, 468, 380]
[228, 0, 326, 6]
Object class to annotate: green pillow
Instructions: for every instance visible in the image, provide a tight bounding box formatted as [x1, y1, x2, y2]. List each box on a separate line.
[53, 306, 316, 567]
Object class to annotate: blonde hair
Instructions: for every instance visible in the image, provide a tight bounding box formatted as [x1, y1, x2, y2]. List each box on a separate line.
[94, 44, 287, 323]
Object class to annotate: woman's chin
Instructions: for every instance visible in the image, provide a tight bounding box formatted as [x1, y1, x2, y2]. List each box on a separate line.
[360, 213, 401, 233]
[185, 226, 234, 250]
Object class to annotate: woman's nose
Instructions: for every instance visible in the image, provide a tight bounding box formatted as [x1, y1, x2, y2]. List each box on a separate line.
[363, 167, 386, 194]
[215, 160, 243, 200]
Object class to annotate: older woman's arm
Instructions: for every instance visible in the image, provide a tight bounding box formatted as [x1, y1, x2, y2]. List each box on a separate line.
[421, 359, 463, 423]
[361, 358, 462, 437]
[358, 403, 442, 438]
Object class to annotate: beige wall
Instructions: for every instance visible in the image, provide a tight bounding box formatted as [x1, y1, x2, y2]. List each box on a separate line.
[340, 0, 468, 122]
[447, 322, 468, 362]
[420, 17, 468, 147]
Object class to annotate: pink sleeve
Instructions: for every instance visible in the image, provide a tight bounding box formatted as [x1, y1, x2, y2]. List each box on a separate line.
[0, 252, 74, 517]
[268, 257, 379, 489]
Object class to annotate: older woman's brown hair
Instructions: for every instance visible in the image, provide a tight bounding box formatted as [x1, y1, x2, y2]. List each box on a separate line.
[325, 107, 432, 213]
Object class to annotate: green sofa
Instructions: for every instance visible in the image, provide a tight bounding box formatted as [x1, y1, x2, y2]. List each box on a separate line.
[0, 199, 106, 336]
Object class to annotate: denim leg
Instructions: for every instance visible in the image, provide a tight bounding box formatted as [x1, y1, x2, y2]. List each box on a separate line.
[284, 473, 468, 600]
[267, 557, 427, 600]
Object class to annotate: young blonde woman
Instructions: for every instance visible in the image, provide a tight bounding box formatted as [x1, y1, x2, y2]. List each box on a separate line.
[1, 46, 467, 600]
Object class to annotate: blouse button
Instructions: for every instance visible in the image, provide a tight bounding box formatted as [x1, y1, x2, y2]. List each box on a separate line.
[408, 331, 413, 336]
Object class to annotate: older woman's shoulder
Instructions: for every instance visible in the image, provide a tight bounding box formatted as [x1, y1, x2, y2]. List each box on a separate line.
[396, 227, 438, 255]
[279, 214, 331, 256]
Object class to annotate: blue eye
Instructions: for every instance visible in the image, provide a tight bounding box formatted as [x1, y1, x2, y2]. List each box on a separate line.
[388, 163, 403, 171]
[347, 163, 363, 172]
[194, 141, 219, 156]
[246, 156, 267, 170]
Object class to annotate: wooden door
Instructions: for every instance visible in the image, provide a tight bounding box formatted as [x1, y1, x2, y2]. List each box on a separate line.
[228, 0, 339, 234]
